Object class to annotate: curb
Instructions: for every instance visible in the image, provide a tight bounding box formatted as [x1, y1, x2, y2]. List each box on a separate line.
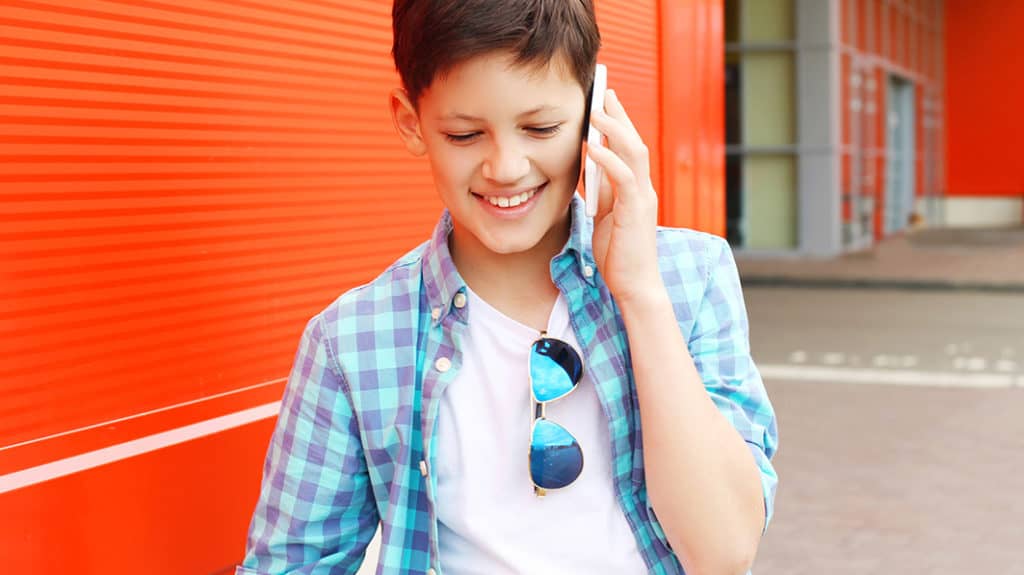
[740, 275, 1024, 294]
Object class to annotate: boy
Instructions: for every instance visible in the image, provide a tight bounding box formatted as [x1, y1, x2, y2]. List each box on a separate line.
[238, 1, 777, 574]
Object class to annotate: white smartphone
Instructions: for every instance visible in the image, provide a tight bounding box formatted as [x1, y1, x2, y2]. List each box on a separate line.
[584, 63, 607, 218]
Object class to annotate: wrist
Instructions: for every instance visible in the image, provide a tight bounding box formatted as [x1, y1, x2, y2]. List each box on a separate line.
[613, 277, 672, 315]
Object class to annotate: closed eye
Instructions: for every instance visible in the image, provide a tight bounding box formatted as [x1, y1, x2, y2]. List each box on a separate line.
[444, 132, 481, 144]
[443, 124, 562, 144]
[526, 124, 562, 137]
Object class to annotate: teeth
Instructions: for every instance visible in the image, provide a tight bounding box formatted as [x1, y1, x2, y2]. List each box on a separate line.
[486, 189, 536, 208]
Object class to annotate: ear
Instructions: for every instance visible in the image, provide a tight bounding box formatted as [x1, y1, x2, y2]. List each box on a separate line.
[390, 88, 428, 156]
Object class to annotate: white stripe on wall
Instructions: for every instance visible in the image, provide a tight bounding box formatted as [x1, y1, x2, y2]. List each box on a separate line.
[0, 378, 286, 454]
[0, 402, 280, 495]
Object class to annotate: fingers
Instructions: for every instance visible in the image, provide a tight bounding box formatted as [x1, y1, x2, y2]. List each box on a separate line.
[588, 91, 650, 182]
[586, 138, 633, 187]
[586, 139, 644, 219]
[604, 89, 638, 134]
[584, 88, 657, 223]
[598, 170, 614, 221]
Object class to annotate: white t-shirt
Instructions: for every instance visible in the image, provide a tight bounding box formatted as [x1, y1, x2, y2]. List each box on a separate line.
[435, 288, 649, 575]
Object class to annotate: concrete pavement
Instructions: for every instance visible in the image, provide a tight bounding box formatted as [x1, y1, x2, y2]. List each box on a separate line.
[736, 227, 1024, 293]
[744, 285, 1024, 574]
[745, 287, 1024, 385]
[752, 380, 1024, 575]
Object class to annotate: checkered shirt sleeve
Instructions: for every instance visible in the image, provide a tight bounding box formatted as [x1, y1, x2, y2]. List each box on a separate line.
[690, 234, 780, 530]
[237, 314, 380, 575]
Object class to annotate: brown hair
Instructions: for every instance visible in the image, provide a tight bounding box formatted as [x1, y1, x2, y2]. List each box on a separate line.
[392, 0, 601, 108]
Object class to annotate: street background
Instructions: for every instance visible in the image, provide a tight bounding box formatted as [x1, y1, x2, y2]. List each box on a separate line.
[743, 226, 1024, 574]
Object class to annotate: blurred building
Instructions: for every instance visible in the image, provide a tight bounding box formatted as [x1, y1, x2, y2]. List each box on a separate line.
[725, 0, 1023, 256]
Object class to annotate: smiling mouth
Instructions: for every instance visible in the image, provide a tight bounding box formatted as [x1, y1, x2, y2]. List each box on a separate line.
[472, 183, 546, 209]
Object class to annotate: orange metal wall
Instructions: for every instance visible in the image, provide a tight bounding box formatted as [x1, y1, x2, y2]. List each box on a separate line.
[1, 2, 434, 573]
[945, 0, 1024, 198]
[596, 0, 663, 197]
[0, 0, 434, 451]
[0, 1, 722, 573]
[595, 0, 726, 234]
[659, 0, 725, 235]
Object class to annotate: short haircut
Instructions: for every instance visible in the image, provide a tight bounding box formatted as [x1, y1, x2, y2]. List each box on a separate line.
[392, 0, 601, 108]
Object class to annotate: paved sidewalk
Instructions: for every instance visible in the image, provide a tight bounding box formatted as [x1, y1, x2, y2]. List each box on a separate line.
[736, 227, 1024, 292]
[752, 380, 1024, 575]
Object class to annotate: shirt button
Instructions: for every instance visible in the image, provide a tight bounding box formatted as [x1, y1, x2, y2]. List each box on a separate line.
[583, 265, 595, 278]
[453, 292, 467, 308]
[419, 460, 429, 477]
[434, 357, 452, 372]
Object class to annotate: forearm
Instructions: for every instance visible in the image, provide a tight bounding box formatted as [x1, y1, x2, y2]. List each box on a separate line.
[618, 284, 765, 575]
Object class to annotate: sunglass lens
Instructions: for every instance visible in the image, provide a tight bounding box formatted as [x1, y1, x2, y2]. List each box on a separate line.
[530, 419, 584, 489]
[530, 338, 583, 402]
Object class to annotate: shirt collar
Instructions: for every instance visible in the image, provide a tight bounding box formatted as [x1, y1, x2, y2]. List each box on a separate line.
[420, 193, 596, 327]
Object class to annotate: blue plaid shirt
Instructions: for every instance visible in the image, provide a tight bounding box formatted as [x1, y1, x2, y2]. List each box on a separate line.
[238, 196, 778, 575]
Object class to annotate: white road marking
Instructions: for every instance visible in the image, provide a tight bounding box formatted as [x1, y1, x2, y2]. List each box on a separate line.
[760, 364, 1016, 388]
[966, 357, 988, 371]
[995, 360, 1018, 373]
[822, 352, 846, 365]
[789, 350, 808, 363]
[0, 402, 281, 495]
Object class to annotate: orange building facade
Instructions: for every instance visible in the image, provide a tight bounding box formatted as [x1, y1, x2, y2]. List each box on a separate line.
[727, 0, 1020, 257]
[0, 1, 724, 573]
[944, 0, 1024, 225]
[839, 0, 947, 247]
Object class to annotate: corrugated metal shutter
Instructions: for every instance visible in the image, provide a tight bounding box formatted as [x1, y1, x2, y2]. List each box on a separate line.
[1, 0, 438, 464]
[595, 0, 662, 193]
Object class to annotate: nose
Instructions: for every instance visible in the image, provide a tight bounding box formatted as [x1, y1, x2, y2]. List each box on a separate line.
[481, 136, 531, 184]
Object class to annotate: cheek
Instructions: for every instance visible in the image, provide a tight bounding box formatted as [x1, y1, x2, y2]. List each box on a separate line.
[427, 143, 477, 187]
[539, 135, 584, 178]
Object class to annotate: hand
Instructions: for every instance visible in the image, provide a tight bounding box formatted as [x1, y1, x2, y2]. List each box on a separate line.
[586, 90, 665, 304]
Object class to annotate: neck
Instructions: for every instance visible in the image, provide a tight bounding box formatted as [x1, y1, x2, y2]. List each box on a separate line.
[448, 212, 572, 326]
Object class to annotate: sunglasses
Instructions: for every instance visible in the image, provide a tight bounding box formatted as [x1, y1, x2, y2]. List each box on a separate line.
[529, 332, 585, 496]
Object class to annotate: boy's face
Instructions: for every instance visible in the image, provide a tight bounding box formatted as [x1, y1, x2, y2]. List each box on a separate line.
[392, 51, 587, 258]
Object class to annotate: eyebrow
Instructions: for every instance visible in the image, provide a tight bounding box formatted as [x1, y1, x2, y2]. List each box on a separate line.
[440, 105, 560, 122]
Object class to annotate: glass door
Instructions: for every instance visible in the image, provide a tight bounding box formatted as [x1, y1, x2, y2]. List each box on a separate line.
[885, 76, 916, 235]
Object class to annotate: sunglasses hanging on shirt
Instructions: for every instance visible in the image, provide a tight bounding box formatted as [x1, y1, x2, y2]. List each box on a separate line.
[528, 333, 585, 496]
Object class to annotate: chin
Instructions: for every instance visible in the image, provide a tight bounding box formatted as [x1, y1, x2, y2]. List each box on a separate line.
[482, 234, 544, 256]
